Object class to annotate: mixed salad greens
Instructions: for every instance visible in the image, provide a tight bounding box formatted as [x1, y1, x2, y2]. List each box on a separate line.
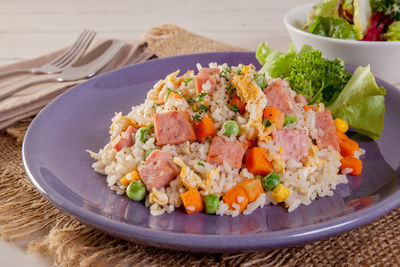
[305, 0, 400, 41]
[256, 42, 386, 139]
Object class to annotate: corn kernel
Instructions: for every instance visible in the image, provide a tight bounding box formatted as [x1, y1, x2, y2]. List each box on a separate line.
[120, 170, 140, 186]
[272, 184, 290, 202]
[242, 65, 249, 74]
[334, 118, 349, 133]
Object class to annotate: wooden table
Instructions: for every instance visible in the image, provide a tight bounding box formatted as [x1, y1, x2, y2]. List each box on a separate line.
[0, 0, 397, 266]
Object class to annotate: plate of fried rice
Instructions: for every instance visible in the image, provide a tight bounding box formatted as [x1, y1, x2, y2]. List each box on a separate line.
[23, 52, 400, 252]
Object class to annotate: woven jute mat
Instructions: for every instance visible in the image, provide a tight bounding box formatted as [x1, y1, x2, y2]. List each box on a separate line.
[1, 24, 399, 267]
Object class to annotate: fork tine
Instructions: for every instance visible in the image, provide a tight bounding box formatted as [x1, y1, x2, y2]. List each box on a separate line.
[47, 29, 91, 66]
[52, 29, 96, 67]
[56, 30, 97, 68]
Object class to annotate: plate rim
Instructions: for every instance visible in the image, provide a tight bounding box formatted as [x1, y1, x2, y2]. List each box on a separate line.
[22, 51, 400, 252]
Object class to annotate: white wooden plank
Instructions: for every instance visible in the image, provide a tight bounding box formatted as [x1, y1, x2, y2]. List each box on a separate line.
[0, 31, 290, 67]
[0, 0, 311, 14]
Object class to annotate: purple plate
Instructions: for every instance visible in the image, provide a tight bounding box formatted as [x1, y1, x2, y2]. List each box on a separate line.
[23, 52, 400, 252]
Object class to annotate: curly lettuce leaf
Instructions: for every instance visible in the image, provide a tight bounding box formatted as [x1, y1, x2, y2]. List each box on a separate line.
[382, 21, 400, 41]
[309, 16, 358, 39]
[257, 43, 313, 78]
[255, 42, 283, 67]
[328, 65, 386, 139]
[306, 0, 341, 28]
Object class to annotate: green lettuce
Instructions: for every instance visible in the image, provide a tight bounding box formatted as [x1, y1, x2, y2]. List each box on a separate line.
[256, 43, 313, 78]
[309, 16, 357, 39]
[328, 65, 386, 139]
[382, 21, 400, 41]
[306, 0, 341, 28]
[256, 42, 283, 68]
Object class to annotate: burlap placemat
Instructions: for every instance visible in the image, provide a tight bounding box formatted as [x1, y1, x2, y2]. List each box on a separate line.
[1, 24, 399, 267]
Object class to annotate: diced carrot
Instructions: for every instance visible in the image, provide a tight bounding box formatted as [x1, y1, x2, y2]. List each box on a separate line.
[238, 178, 264, 202]
[222, 185, 248, 213]
[157, 91, 183, 105]
[340, 156, 362, 175]
[193, 116, 216, 142]
[336, 130, 347, 142]
[263, 106, 284, 130]
[303, 105, 318, 112]
[340, 138, 359, 157]
[181, 187, 203, 215]
[336, 130, 359, 157]
[245, 147, 273, 176]
[229, 97, 246, 114]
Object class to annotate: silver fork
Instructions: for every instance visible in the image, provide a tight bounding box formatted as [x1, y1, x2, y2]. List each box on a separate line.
[0, 39, 125, 102]
[0, 29, 96, 78]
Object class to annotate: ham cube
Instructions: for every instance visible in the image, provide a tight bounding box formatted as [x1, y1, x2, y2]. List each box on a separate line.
[273, 129, 309, 161]
[263, 78, 295, 114]
[138, 150, 179, 191]
[195, 68, 220, 95]
[315, 110, 340, 151]
[294, 94, 308, 104]
[154, 111, 196, 146]
[114, 125, 137, 151]
[207, 136, 248, 169]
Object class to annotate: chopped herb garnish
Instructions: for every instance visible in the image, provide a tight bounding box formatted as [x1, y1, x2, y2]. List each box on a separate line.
[199, 104, 209, 113]
[152, 103, 160, 109]
[184, 78, 193, 86]
[195, 92, 208, 102]
[197, 161, 205, 166]
[225, 102, 239, 112]
[148, 123, 154, 130]
[193, 114, 202, 122]
[165, 88, 184, 102]
[263, 118, 272, 127]
[221, 67, 232, 81]
[237, 69, 242, 75]
[225, 84, 236, 99]
[164, 89, 172, 102]
[209, 72, 214, 76]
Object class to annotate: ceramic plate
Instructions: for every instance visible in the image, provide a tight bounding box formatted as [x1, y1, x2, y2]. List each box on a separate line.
[23, 52, 400, 252]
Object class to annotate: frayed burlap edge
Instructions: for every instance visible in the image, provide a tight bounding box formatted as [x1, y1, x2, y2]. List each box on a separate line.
[1, 24, 399, 267]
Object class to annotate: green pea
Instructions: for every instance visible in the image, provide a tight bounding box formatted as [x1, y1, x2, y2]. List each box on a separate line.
[144, 148, 155, 160]
[126, 180, 147, 201]
[255, 175, 263, 180]
[205, 194, 220, 215]
[262, 172, 280, 191]
[223, 120, 239, 137]
[137, 127, 151, 143]
[283, 115, 297, 126]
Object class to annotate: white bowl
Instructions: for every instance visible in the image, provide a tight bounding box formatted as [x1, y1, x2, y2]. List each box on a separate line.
[284, 3, 400, 83]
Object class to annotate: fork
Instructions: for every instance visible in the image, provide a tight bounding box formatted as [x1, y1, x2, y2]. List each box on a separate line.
[0, 39, 125, 102]
[0, 29, 96, 78]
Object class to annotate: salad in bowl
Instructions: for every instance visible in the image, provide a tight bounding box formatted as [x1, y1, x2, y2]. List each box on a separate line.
[305, 0, 400, 41]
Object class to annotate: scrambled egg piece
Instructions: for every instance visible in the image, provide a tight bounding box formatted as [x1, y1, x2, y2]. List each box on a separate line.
[173, 157, 205, 189]
[149, 188, 168, 205]
[203, 168, 221, 195]
[231, 67, 271, 141]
